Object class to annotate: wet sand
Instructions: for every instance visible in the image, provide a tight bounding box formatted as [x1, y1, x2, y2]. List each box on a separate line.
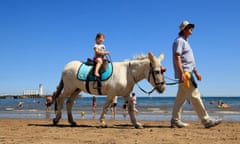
[0, 119, 239, 144]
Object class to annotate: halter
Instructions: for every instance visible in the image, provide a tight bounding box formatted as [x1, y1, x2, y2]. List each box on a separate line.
[148, 63, 165, 86]
[129, 62, 164, 95]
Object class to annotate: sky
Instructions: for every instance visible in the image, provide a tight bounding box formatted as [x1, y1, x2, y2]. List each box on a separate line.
[0, 0, 239, 97]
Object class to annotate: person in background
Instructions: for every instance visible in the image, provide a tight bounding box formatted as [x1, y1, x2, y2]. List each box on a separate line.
[93, 32, 109, 77]
[45, 96, 52, 111]
[92, 96, 97, 119]
[171, 20, 222, 128]
[209, 100, 215, 105]
[110, 96, 118, 120]
[18, 101, 23, 109]
[45, 96, 52, 119]
[131, 92, 138, 115]
[122, 101, 128, 118]
[218, 100, 229, 108]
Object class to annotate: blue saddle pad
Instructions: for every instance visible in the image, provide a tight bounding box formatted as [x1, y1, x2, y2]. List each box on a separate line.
[77, 63, 113, 81]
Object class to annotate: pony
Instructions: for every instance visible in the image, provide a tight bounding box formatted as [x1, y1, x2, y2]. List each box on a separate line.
[51, 52, 166, 128]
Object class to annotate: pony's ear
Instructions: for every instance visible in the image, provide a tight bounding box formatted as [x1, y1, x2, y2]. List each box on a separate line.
[159, 53, 164, 61]
[148, 52, 154, 62]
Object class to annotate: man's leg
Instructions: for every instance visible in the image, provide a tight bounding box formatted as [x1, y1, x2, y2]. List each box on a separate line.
[171, 84, 189, 128]
[188, 86, 209, 121]
[188, 83, 222, 128]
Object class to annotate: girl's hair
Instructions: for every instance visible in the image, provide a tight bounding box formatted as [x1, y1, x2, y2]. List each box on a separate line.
[95, 32, 105, 40]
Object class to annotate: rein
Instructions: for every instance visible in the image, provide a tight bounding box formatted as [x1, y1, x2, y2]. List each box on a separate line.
[128, 62, 156, 95]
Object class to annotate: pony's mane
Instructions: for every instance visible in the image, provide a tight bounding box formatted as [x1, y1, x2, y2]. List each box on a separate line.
[133, 54, 148, 60]
[123, 54, 148, 62]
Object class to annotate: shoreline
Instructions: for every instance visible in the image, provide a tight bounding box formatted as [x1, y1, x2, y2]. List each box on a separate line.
[1, 119, 240, 144]
[1, 97, 239, 125]
[1, 109, 239, 122]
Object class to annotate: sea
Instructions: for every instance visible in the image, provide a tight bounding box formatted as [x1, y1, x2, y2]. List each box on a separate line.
[0, 96, 239, 122]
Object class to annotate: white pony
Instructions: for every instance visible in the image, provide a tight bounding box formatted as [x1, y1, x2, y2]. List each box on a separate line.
[52, 52, 166, 128]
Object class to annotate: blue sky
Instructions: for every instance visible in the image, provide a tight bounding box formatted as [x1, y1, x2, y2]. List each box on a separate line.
[0, 0, 239, 96]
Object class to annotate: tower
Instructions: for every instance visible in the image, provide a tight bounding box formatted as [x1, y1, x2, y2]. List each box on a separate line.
[39, 84, 43, 96]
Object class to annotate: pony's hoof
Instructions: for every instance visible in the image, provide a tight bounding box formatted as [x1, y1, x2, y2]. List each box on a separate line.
[53, 118, 58, 125]
[70, 121, 77, 126]
[100, 124, 108, 128]
[99, 120, 107, 128]
[99, 121, 108, 128]
[134, 123, 143, 129]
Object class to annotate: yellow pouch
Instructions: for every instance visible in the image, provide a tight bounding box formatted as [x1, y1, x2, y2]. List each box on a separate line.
[183, 71, 191, 88]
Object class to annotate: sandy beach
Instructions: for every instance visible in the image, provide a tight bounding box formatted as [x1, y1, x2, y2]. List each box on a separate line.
[0, 119, 239, 144]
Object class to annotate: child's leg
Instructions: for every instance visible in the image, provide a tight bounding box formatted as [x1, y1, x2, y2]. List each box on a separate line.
[95, 58, 103, 77]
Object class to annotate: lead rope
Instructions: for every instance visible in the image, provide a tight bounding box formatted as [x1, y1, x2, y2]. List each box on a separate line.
[165, 76, 181, 86]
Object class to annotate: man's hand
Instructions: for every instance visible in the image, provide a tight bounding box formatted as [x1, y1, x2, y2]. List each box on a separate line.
[194, 71, 202, 81]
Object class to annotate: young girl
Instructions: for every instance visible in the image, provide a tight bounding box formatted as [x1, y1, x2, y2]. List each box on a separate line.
[93, 33, 109, 77]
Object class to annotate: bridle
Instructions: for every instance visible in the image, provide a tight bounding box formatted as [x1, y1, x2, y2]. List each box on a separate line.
[148, 63, 165, 86]
[129, 62, 165, 95]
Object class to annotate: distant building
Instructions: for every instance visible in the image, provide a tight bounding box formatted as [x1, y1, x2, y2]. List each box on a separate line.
[39, 84, 43, 96]
[23, 84, 44, 96]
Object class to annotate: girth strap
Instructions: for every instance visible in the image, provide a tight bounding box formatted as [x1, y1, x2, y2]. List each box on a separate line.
[86, 76, 91, 94]
[96, 77, 102, 95]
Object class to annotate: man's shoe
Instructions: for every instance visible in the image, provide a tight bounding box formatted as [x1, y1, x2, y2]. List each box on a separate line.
[171, 119, 189, 128]
[204, 119, 222, 128]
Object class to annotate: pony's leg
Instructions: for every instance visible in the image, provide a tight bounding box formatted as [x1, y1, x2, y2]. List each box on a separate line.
[126, 96, 143, 129]
[53, 91, 69, 125]
[66, 89, 81, 126]
[99, 96, 113, 127]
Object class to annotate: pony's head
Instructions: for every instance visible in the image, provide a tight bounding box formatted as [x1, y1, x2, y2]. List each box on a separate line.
[147, 52, 166, 93]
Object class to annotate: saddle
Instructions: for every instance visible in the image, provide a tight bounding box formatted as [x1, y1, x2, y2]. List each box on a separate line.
[85, 58, 109, 74]
[77, 58, 113, 95]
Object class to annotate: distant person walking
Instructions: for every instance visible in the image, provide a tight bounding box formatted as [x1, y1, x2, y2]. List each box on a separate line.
[45, 96, 52, 111]
[171, 20, 222, 128]
[110, 96, 118, 120]
[122, 102, 128, 118]
[131, 93, 138, 115]
[45, 96, 52, 119]
[92, 96, 97, 119]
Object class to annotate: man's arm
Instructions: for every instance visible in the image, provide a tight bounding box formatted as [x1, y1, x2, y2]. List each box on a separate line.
[175, 53, 186, 82]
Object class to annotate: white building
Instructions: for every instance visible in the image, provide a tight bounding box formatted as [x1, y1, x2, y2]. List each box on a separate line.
[39, 84, 43, 96]
[23, 84, 44, 96]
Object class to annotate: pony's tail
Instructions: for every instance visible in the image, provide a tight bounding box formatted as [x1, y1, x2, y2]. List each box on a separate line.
[52, 78, 64, 112]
